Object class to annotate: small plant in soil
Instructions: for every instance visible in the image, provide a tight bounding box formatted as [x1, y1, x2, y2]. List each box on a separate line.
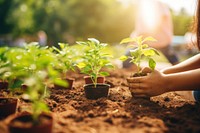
[6, 43, 66, 133]
[52, 43, 76, 74]
[120, 36, 160, 98]
[76, 38, 114, 86]
[51, 43, 77, 89]
[120, 36, 160, 77]
[76, 38, 114, 99]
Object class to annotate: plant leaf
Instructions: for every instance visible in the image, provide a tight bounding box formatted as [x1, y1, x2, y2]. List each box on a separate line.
[142, 36, 157, 43]
[120, 37, 137, 44]
[77, 62, 86, 68]
[143, 49, 156, 56]
[88, 38, 100, 45]
[119, 55, 128, 61]
[99, 71, 110, 76]
[149, 58, 156, 70]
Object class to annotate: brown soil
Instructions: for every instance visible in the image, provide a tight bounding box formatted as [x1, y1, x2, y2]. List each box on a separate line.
[0, 68, 200, 133]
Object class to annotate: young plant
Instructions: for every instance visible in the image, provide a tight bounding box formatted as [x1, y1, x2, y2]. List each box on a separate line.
[52, 43, 76, 74]
[5, 42, 66, 123]
[76, 38, 114, 86]
[23, 71, 50, 124]
[0, 47, 11, 82]
[120, 36, 160, 76]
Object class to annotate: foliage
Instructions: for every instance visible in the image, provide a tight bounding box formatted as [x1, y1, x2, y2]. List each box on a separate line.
[0, 0, 194, 45]
[76, 38, 114, 86]
[1, 43, 68, 123]
[172, 8, 193, 35]
[120, 36, 160, 74]
[0, 47, 12, 81]
[52, 43, 77, 74]
[2, 0, 135, 44]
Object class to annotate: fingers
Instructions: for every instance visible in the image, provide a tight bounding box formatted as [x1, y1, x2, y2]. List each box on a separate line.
[127, 77, 144, 83]
[128, 82, 148, 96]
[129, 82, 145, 94]
[142, 67, 152, 74]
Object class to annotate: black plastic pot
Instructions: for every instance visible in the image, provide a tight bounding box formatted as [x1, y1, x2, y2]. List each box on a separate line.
[84, 83, 110, 99]
[0, 97, 18, 119]
[8, 112, 53, 133]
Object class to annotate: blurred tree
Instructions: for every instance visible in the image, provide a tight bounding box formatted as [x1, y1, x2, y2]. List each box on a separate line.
[172, 8, 193, 35]
[0, 0, 14, 34]
[0, 0, 193, 45]
[4, 0, 136, 45]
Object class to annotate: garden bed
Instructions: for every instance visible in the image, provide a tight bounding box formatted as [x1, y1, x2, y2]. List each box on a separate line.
[0, 68, 200, 133]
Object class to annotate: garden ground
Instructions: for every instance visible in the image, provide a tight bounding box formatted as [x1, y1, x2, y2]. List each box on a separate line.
[0, 66, 200, 133]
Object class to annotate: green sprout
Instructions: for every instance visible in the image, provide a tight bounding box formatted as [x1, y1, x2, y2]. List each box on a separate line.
[120, 36, 160, 76]
[52, 43, 76, 74]
[76, 38, 114, 87]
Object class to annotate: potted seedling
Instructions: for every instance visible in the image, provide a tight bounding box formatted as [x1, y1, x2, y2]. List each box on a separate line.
[0, 47, 21, 119]
[120, 36, 160, 97]
[52, 43, 77, 89]
[0, 63, 18, 119]
[6, 43, 66, 133]
[8, 72, 53, 133]
[76, 38, 114, 99]
[0, 47, 10, 90]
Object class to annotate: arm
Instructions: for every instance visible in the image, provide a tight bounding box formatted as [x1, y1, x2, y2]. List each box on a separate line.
[161, 53, 200, 74]
[128, 68, 200, 97]
[166, 68, 200, 91]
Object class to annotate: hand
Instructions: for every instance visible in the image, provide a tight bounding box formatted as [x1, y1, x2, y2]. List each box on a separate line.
[127, 67, 169, 97]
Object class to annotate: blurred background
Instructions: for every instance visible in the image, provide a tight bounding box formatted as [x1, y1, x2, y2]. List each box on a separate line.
[0, 0, 198, 59]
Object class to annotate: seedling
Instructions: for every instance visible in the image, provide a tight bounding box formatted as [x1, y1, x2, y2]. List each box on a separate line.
[120, 36, 160, 76]
[52, 43, 76, 74]
[76, 38, 114, 87]
[5, 43, 66, 123]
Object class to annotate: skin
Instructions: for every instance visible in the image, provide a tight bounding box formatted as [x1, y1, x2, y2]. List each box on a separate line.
[128, 1, 200, 98]
[128, 54, 200, 97]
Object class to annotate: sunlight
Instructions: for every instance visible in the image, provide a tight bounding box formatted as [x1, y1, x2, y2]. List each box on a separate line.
[138, 0, 159, 31]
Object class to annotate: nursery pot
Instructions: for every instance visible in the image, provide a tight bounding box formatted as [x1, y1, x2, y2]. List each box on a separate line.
[84, 83, 110, 99]
[0, 97, 18, 118]
[8, 112, 53, 133]
[0, 81, 8, 90]
[54, 78, 75, 89]
[84, 76, 105, 84]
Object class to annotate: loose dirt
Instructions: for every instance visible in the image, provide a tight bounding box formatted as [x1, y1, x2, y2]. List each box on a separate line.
[0, 68, 199, 133]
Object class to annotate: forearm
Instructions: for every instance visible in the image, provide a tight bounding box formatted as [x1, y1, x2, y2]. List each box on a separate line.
[165, 68, 200, 92]
[161, 53, 200, 74]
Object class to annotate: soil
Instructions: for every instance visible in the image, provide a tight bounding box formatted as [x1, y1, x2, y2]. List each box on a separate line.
[0, 68, 200, 133]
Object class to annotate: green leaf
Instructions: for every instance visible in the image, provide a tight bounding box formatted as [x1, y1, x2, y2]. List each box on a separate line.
[99, 71, 110, 76]
[54, 78, 68, 87]
[143, 49, 156, 56]
[150, 48, 160, 55]
[149, 58, 156, 70]
[119, 55, 128, 61]
[120, 37, 136, 44]
[142, 44, 149, 48]
[58, 43, 65, 49]
[76, 41, 88, 46]
[105, 63, 114, 68]
[10, 79, 24, 89]
[77, 62, 86, 68]
[130, 48, 140, 57]
[100, 43, 108, 47]
[142, 36, 157, 43]
[88, 38, 100, 45]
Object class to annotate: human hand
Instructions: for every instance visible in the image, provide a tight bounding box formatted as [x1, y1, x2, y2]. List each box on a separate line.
[127, 67, 169, 97]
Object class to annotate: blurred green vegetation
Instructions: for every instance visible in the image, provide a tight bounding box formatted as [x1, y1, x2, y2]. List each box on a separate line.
[0, 0, 194, 46]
